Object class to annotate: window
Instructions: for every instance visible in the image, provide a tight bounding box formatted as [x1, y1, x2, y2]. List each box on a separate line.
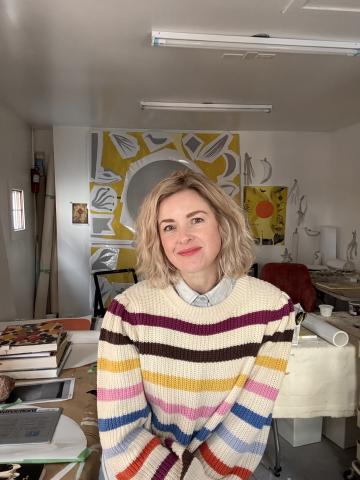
[11, 189, 26, 231]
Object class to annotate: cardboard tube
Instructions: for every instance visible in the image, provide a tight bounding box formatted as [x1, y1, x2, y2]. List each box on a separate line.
[303, 314, 349, 347]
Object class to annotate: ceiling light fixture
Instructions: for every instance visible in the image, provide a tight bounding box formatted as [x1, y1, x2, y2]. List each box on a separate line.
[151, 31, 360, 56]
[140, 101, 272, 113]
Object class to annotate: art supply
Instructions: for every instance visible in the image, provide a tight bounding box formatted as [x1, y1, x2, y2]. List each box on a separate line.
[303, 314, 349, 347]
[319, 304, 334, 317]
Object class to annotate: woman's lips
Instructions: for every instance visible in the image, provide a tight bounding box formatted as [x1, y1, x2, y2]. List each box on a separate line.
[178, 247, 201, 256]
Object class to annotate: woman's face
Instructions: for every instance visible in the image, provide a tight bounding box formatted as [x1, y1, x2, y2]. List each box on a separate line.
[158, 189, 222, 288]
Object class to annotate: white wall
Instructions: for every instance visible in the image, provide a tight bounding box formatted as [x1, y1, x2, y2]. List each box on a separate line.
[53, 127, 91, 317]
[53, 126, 359, 315]
[0, 104, 34, 320]
[329, 123, 360, 270]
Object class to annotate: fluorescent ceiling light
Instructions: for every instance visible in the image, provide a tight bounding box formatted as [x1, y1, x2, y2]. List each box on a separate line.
[140, 101, 272, 113]
[152, 31, 360, 56]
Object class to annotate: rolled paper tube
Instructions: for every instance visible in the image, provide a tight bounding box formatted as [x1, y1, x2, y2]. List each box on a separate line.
[303, 314, 349, 347]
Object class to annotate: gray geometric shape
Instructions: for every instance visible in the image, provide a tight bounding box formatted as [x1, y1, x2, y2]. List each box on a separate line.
[92, 217, 113, 235]
[91, 132, 98, 180]
[126, 160, 192, 221]
[223, 151, 238, 177]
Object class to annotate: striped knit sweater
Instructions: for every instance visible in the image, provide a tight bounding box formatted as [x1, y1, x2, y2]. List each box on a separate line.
[97, 275, 295, 479]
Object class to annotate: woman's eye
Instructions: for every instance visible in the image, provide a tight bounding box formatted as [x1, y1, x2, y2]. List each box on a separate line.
[163, 224, 175, 232]
[191, 217, 204, 224]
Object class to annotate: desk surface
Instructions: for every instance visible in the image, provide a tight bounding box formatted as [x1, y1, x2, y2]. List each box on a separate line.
[314, 281, 360, 302]
[37, 364, 100, 480]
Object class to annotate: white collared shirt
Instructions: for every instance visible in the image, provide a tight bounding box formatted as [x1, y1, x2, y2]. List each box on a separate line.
[174, 277, 235, 307]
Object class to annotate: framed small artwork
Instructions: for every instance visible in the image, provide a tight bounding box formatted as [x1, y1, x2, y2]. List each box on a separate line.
[72, 203, 88, 224]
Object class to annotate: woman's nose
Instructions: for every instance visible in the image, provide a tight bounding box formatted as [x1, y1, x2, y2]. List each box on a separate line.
[177, 226, 192, 243]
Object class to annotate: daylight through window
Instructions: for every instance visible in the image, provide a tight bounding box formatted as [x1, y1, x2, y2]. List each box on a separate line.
[11, 189, 25, 231]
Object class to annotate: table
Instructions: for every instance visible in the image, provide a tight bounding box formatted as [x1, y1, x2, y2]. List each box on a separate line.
[273, 332, 358, 419]
[35, 364, 100, 480]
[313, 281, 360, 302]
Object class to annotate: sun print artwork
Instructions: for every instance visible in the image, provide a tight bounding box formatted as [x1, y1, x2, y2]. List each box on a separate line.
[243, 186, 288, 245]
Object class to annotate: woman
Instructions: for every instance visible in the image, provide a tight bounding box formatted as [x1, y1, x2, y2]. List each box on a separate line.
[97, 170, 295, 479]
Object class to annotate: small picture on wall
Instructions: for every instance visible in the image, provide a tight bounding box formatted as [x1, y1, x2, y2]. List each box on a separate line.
[72, 203, 88, 224]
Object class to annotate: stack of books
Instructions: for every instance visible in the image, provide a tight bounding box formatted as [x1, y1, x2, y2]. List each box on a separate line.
[0, 321, 71, 379]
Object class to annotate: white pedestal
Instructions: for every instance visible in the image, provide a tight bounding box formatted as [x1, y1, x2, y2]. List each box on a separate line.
[323, 416, 358, 449]
[277, 417, 323, 447]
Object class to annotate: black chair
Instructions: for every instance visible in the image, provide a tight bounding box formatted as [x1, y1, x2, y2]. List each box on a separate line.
[93, 268, 138, 318]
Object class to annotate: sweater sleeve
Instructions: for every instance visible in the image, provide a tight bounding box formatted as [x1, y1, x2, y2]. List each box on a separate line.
[97, 295, 208, 479]
[192, 291, 295, 479]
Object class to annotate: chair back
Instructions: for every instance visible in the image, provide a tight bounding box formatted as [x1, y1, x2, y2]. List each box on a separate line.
[260, 263, 316, 312]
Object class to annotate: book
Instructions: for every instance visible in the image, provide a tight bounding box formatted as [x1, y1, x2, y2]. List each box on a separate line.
[0, 322, 64, 355]
[0, 334, 69, 372]
[2, 343, 72, 379]
[0, 407, 62, 445]
[0, 463, 46, 480]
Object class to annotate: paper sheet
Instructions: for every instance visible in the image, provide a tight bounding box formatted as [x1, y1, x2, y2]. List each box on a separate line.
[65, 344, 98, 368]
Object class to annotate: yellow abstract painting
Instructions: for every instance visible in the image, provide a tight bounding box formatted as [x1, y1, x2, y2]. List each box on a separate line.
[89, 130, 240, 306]
[243, 186, 288, 245]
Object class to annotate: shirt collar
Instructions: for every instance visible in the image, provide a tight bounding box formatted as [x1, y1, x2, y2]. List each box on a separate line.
[174, 277, 235, 307]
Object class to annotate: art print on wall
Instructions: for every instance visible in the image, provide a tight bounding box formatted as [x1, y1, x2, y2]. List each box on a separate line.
[72, 203, 88, 224]
[243, 186, 288, 245]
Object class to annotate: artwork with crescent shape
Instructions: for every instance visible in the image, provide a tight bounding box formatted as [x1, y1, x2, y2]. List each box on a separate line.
[243, 186, 288, 245]
[89, 130, 240, 308]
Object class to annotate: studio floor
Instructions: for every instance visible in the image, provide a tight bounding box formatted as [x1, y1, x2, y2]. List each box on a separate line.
[253, 433, 356, 480]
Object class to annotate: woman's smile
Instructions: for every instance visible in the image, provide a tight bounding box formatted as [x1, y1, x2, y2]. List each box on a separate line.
[177, 246, 202, 256]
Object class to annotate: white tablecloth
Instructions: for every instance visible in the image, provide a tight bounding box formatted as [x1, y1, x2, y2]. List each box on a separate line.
[273, 337, 357, 418]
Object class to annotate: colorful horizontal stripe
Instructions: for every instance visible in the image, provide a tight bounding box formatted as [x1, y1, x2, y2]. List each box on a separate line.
[147, 393, 221, 420]
[103, 428, 142, 459]
[152, 412, 212, 445]
[255, 355, 288, 372]
[116, 437, 161, 479]
[153, 452, 178, 479]
[98, 357, 140, 373]
[216, 423, 267, 455]
[97, 382, 143, 401]
[199, 442, 252, 479]
[108, 299, 293, 336]
[244, 379, 279, 400]
[230, 403, 272, 429]
[142, 370, 247, 392]
[98, 405, 150, 432]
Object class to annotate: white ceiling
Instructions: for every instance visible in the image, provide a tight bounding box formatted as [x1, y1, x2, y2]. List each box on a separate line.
[1, 0, 360, 131]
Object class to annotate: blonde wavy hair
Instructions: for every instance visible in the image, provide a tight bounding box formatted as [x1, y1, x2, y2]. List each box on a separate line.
[135, 169, 254, 287]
